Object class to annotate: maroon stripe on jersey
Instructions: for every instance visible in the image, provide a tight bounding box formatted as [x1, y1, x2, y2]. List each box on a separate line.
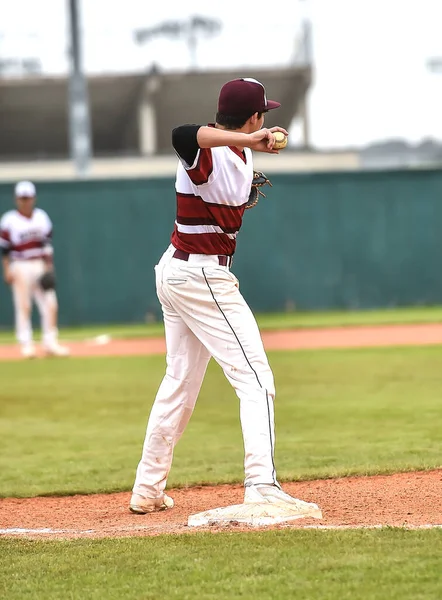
[177, 193, 245, 211]
[187, 148, 213, 185]
[176, 193, 245, 232]
[176, 216, 239, 234]
[177, 216, 219, 226]
[11, 240, 44, 252]
[0, 229, 11, 242]
[171, 227, 236, 256]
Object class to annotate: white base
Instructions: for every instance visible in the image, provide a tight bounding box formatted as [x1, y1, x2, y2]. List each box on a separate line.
[188, 502, 323, 527]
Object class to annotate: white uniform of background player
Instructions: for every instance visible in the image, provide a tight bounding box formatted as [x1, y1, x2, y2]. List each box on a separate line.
[0, 180, 69, 358]
[130, 78, 321, 519]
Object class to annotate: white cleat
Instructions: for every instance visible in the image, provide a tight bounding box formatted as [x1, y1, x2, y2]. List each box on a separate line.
[129, 493, 174, 514]
[21, 344, 37, 359]
[43, 343, 70, 357]
[244, 484, 322, 519]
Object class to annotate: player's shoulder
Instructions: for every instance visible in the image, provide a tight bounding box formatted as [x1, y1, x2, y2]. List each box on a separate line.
[34, 207, 49, 217]
[33, 208, 51, 222]
[172, 123, 202, 133]
[0, 210, 17, 227]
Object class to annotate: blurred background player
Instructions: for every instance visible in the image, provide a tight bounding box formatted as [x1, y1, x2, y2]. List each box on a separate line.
[0, 180, 69, 358]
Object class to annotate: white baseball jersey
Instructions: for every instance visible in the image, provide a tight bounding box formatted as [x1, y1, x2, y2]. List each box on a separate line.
[0, 209, 53, 261]
[171, 143, 254, 256]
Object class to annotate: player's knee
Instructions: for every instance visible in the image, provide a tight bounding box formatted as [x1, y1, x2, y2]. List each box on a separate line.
[45, 290, 58, 308]
[19, 301, 32, 318]
[266, 384, 275, 400]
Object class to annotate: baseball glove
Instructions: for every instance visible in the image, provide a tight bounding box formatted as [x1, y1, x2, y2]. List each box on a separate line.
[245, 171, 273, 209]
[39, 270, 56, 291]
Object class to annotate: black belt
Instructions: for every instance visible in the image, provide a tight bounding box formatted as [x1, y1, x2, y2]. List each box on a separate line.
[173, 249, 233, 267]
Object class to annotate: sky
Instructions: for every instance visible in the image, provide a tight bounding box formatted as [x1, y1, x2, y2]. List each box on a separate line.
[1, 0, 442, 149]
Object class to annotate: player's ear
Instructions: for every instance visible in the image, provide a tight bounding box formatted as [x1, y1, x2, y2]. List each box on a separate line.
[248, 112, 259, 126]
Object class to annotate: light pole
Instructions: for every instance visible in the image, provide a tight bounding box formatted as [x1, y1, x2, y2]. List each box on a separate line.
[297, 0, 313, 148]
[67, 0, 92, 177]
[427, 57, 442, 73]
[134, 16, 222, 71]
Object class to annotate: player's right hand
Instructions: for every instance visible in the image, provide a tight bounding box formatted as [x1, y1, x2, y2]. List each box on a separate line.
[248, 127, 289, 154]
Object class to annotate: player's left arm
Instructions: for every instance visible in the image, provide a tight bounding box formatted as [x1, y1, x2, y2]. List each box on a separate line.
[0, 216, 13, 284]
[172, 125, 202, 167]
[172, 125, 214, 185]
[41, 211, 54, 268]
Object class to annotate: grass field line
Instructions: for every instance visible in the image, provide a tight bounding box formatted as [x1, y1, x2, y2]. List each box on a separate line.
[1, 523, 442, 538]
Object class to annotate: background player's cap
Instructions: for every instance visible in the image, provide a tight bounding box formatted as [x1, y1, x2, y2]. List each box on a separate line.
[15, 180, 36, 198]
[218, 78, 281, 117]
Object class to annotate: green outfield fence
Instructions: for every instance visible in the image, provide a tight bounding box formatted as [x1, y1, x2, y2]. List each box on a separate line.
[1, 168, 442, 327]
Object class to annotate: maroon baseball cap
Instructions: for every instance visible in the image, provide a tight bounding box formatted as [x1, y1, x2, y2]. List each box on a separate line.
[218, 78, 281, 116]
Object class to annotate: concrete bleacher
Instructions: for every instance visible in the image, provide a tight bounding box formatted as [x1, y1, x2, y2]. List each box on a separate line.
[147, 67, 311, 153]
[0, 67, 311, 161]
[0, 74, 143, 159]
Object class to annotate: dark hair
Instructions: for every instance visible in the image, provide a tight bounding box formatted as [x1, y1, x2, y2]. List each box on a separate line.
[215, 111, 266, 130]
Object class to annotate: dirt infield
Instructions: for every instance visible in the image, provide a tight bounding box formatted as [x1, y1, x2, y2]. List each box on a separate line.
[1, 322, 442, 360]
[1, 471, 441, 539]
[1, 323, 441, 539]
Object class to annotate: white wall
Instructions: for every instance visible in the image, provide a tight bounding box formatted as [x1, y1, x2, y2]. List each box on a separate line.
[0, 151, 360, 183]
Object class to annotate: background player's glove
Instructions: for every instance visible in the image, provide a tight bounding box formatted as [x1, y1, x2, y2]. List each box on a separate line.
[39, 270, 56, 291]
[245, 171, 273, 209]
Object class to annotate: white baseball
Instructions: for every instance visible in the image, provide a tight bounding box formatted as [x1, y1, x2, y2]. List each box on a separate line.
[273, 132, 288, 150]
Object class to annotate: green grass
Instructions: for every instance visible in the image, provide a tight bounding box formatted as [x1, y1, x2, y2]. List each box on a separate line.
[1, 346, 441, 600]
[255, 305, 442, 329]
[0, 322, 165, 344]
[1, 529, 441, 599]
[0, 346, 441, 497]
[1, 305, 442, 344]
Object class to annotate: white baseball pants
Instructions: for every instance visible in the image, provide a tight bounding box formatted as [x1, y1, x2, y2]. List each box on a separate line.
[9, 259, 58, 347]
[133, 244, 277, 499]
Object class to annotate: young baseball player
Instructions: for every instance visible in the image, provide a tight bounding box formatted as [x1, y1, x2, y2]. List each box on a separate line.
[130, 78, 321, 518]
[0, 180, 69, 358]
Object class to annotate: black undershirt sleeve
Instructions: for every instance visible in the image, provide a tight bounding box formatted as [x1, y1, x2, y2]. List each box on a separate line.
[172, 124, 202, 166]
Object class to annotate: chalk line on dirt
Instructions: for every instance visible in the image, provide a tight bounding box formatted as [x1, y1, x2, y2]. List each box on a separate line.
[1, 523, 442, 538]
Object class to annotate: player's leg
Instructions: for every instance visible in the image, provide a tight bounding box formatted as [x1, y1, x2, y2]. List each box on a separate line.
[167, 267, 277, 486]
[10, 262, 35, 358]
[131, 301, 211, 512]
[32, 268, 69, 357]
[161, 264, 276, 483]
[163, 264, 321, 516]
